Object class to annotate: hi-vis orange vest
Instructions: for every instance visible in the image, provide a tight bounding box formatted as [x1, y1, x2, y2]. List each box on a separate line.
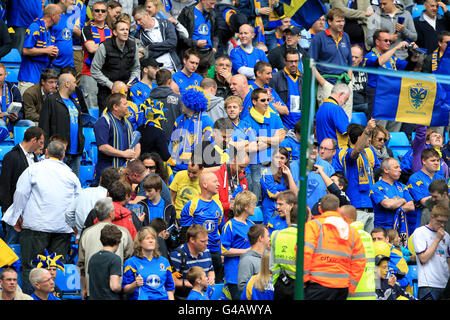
[304, 211, 366, 294]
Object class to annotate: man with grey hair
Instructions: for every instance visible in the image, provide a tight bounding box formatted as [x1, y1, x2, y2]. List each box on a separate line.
[370, 157, 415, 231]
[77, 197, 133, 299]
[318, 138, 338, 165]
[1, 140, 81, 294]
[315, 83, 351, 150]
[29, 268, 60, 300]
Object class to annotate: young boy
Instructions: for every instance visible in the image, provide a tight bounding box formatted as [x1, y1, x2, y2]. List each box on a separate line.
[387, 228, 415, 264]
[88, 224, 123, 300]
[140, 175, 176, 227]
[186, 266, 209, 300]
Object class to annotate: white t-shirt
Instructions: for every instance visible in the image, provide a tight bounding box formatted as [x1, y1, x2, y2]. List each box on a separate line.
[411, 225, 450, 288]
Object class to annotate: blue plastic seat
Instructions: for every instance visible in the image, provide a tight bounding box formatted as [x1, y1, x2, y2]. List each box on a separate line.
[54, 264, 82, 300]
[82, 127, 96, 152]
[388, 132, 411, 161]
[0, 48, 22, 67]
[350, 112, 367, 126]
[79, 164, 94, 188]
[5, 68, 19, 84]
[411, 4, 424, 19]
[0, 144, 14, 163]
[88, 108, 99, 119]
[13, 125, 31, 145]
[249, 206, 264, 224]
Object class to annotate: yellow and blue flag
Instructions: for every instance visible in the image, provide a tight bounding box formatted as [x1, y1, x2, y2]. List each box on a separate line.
[373, 75, 450, 127]
[280, 0, 327, 30]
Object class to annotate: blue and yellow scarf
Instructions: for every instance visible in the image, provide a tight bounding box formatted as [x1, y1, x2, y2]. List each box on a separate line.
[28, 18, 55, 63]
[339, 146, 376, 192]
[85, 21, 112, 66]
[105, 111, 133, 168]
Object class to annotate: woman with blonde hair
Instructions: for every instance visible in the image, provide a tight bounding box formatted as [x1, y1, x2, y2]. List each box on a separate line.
[241, 251, 274, 300]
[220, 190, 257, 300]
[122, 226, 175, 300]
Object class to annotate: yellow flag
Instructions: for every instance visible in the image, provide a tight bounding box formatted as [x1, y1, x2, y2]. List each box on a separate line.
[0, 239, 19, 267]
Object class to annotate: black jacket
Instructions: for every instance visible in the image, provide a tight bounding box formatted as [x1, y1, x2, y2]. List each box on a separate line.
[414, 11, 450, 54]
[138, 199, 176, 228]
[268, 44, 309, 72]
[102, 36, 137, 83]
[38, 91, 85, 155]
[0, 144, 37, 213]
[269, 68, 303, 109]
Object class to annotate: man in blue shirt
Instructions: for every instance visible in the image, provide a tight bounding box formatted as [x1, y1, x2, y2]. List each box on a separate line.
[51, 0, 76, 72]
[407, 148, 445, 233]
[309, 8, 353, 120]
[18, 4, 61, 95]
[172, 49, 204, 95]
[337, 118, 380, 233]
[315, 83, 351, 150]
[29, 268, 60, 300]
[180, 172, 224, 283]
[229, 74, 253, 118]
[370, 157, 415, 231]
[130, 57, 161, 107]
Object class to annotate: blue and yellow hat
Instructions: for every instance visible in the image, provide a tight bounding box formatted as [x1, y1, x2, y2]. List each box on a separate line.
[33, 249, 65, 273]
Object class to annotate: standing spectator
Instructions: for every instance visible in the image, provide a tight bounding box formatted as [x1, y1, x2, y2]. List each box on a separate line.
[150, 68, 183, 142]
[29, 268, 60, 300]
[180, 172, 225, 283]
[214, 3, 247, 56]
[6, 0, 43, 54]
[186, 266, 210, 300]
[230, 24, 269, 81]
[304, 194, 366, 300]
[237, 224, 271, 293]
[366, 0, 417, 61]
[309, 8, 353, 120]
[129, 57, 160, 107]
[77, 197, 133, 300]
[91, 19, 141, 114]
[220, 190, 256, 300]
[420, 179, 450, 234]
[22, 68, 58, 124]
[370, 125, 394, 180]
[350, 44, 369, 119]
[318, 138, 338, 165]
[88, 224, 123, 300]
[370, 158, 415, 230]
[80, 1, 112, 109]
[3, 141, 81, 293]
[177, 0, 218, 69]
[423, 30, 450, 73]
[172, 49, 203, 96]
[0, 268, 33, 300]
[140, 152, 170, 185]
[413, 0, 450, 55]
[267, 25, 308, 73]
[240, 251, 274, 300]
[0, 127, 44, 244]
[122, 226, 175, 300]
[330, 0, 374, 51]
[93, 93, 140, 184]
[169, 158, 203, 220]
[0, 19, 12, 59]
[72, 0, 88, 83]
[315, 83, 351, 149]
[39, 72, 85, 176]
[106, 1, 123, 29]
[214, 147, 250, 222]
[407, 148, 445, 233]
[337, 119, 380, 233]
[269, 48, 304, 131]
[411, 204, 450, 300]
[299, 15, 326, 51]
[260, 147, 299, 225]
[240, 88, 286, 204]
[229, 74, 253, 117]
[170, 224, 215, 299]
[267, 190, 298, 236]
[17, 4, 61, 95]
[169, 85, 213, 173]
[51, 0, 77, 72]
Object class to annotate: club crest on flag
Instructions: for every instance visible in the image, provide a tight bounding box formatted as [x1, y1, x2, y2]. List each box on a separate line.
[408, 84, 430, 111]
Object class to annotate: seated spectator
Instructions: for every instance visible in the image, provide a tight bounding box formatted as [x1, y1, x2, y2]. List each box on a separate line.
[0, 267, 33, 301]
[122, 226, 175, 300]
[419, 179, 450, 234]
[240, 251, 274, 300]
[22, 68, 58, 124]
[230, 24, 269, 80]
[267, 190, 298, 235]
[87, 224, 123, 300]
[260, 147, 299, 225]
[280, 120, 301, 161]
[299, 15, 326, 51]
[172, 49, 204, 95]
[129, 57, 160, 107]
[210, 55, 233, 99]
[422, 30, 450, 73]
[318, 138, 338, 166]
[201, 78, 226, 123]
[32, 249, 66, 299]
[29, 268, 60, 300]
[186, 266, 210, 300]
[139, 174, 176, 227]
[221, 190, 257, 300]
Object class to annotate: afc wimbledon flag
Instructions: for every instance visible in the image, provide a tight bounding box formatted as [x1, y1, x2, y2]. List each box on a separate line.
[281, 0, 327, 30]
[373, 76, 450, 126]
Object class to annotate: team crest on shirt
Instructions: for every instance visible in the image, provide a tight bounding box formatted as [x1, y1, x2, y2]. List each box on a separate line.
[160, 263, 165, 271]
[203, 220, 215, 233]
[408, 84, 430, 110]
[62, 28, 71, 40]
[198, 24, 209, 35]
[397, 185, 403, 192]
[146, 275, 161, 288]
[215, 210, 221, 218]
[194, 80, 199, 86]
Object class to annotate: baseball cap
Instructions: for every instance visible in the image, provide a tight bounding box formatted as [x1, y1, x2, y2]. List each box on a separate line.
[284, 25, 302, 36]
[375, 254, 390, 266]
[141, 57, 163, 69]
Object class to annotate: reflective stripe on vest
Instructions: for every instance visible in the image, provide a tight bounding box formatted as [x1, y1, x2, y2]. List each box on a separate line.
[272, 227, 297, 280]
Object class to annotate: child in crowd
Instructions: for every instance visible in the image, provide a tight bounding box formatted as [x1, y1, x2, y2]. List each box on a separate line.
[387, 228, 415, 264]
[186, 266, 210, 300]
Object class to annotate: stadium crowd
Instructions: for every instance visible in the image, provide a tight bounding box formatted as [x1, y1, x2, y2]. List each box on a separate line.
[0, 0, 449, 301]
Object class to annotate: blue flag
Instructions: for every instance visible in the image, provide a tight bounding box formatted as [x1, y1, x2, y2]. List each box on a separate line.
[281, 0, 327, 30]
[393, 208, 409, 249]
[373, 74, 450, 126]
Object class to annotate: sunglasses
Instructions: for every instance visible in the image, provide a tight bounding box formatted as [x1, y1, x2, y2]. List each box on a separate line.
[376, 137, 388, 142]
[146, 165, 157, 170]
[379, 39, 392, 43]
[258, 98, 269, 102]
[94, 9, 107, 13]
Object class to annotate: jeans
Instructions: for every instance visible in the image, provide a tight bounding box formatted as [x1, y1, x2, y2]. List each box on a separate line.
[418, 287, 444, 300]
[80, 74, 99, 109]
[356, 209, 374, 234]
[64, 154, 81, 177]
[0, 119, 35, 128]
[248, 163, 263, 204]
[4, 223, 20, 244]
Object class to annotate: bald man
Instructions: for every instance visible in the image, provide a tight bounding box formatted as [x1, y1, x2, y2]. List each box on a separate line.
[39, 71, 85, 176]
[180, 171, 225, 283]
[229, 74, 253, 118]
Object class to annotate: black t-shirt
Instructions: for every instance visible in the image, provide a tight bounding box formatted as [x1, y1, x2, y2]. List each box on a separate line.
[88, 250, 122, 300]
